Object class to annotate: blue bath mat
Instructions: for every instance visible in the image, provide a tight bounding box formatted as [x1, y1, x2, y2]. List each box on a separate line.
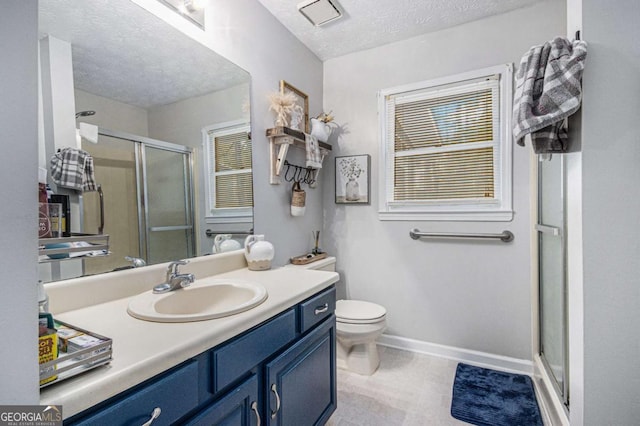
[451, 363, 543, 426]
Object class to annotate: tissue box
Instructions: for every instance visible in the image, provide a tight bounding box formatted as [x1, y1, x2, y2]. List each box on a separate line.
[39, 330, 58, 385]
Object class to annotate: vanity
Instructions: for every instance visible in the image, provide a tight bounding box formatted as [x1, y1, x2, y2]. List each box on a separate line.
[40, 252, 339, 425]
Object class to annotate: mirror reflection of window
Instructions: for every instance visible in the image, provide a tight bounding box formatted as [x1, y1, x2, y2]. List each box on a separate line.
[204, 122, 253, 221]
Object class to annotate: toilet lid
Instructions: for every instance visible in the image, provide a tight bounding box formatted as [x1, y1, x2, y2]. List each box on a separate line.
[336, 300, 386, 323]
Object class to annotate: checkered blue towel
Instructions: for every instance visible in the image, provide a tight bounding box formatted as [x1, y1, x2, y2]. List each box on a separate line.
[513, 37, 588, 153]
[50, 148, 98, 192]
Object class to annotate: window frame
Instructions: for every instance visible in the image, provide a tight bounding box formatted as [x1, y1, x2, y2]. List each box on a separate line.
[378, 64, 514, 221]
[202, 119, 253, 224]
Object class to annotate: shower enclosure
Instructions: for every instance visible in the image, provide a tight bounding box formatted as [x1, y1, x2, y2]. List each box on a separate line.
[537, 155, 569, 409]
[82, 128, 195, 275]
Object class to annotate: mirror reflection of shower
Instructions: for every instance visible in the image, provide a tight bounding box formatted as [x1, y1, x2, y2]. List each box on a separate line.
[81, 128, 195, 276]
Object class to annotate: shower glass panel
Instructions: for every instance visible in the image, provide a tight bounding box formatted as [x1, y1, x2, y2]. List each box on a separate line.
[538, 155, 568, 406]
[82, 135, 140, 275]
[142, 145, 194, 264]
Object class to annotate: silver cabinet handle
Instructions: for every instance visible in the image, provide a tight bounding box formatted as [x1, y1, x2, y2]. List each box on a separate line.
[314, 303, 329, 315]
[141, 407, 161, 426]
[251, 401, 261, 426]
[270, 383, 281, 419]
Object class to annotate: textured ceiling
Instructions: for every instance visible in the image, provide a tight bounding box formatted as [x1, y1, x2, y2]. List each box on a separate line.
[257, 0, 549, 60]
[39, 0, 248, 109]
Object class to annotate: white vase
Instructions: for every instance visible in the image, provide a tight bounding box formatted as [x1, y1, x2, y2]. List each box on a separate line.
[244, 235, 275, 271]
[345, 178, 360, 201]
[310, 118, 332, 143]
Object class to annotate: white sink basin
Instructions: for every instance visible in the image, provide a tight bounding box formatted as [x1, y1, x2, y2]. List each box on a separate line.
[127, 279, 268, 322]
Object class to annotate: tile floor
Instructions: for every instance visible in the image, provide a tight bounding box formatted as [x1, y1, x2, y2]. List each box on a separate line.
[327, 346, 469, 426]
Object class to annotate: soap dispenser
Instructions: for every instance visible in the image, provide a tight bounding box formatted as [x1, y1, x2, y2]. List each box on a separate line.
[244, 235, 275, 270]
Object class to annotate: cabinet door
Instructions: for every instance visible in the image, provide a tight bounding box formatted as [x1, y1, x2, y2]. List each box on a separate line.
[265, 316, 336, 426]
[184, 374, 260, 426]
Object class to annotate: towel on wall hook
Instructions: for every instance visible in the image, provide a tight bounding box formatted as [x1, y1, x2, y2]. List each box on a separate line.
[513, 36, 588, 154]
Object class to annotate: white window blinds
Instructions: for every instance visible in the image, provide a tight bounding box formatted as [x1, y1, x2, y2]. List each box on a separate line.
[378, 64, 513, 221]
[205, 124, 252, 216]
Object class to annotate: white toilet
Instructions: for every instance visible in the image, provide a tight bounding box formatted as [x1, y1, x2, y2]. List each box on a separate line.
[292, 256, 387, 375]
[335, 299, 387, 375]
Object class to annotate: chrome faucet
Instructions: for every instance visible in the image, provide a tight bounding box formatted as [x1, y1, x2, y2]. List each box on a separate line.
[153, 260, 195, 294]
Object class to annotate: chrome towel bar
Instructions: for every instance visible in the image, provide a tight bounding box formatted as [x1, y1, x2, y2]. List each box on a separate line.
[409, 228, 514, 243]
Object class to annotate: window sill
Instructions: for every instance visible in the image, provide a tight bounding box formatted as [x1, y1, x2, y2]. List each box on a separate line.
[378, 210, 513, 222]
[206, 216, 253, 225]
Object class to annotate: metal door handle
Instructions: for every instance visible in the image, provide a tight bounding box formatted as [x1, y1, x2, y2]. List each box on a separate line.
[251, 401, 261, 426]
[315, 303, 329, 315]
[270, 383, 281, 419]
[141, 407, 161, 426]
[535, 224, 561, 236]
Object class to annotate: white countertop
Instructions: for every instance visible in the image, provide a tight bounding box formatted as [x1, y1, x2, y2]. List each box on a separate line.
[40, 263, 338, 418]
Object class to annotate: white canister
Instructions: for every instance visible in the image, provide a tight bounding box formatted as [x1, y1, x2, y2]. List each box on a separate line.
[244, 235, 275, 271]
[214, 234, 242, 253]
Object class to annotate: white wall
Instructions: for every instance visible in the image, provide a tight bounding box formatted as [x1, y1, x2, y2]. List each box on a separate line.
[579, 0, 640, 423]
[0, 1, 39, 404]
[75, 90, 150, 137]
[322, 1, 565, 361]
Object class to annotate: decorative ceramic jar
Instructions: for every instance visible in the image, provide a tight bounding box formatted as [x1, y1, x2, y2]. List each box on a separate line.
[244, 235, 275, 271]
[310, 118, 332, 143]
[213, 234, 241, 253]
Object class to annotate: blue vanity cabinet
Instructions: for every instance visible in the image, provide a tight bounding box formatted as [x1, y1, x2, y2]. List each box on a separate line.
[265, 316, 336, 426]
[64, 286, 336, 426]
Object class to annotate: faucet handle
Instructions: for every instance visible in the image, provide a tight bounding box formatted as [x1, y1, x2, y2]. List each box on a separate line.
[167, 260, 188, 275]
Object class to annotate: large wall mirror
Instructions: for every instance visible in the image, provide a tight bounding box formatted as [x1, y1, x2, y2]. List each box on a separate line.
[38, 0, 252, 282]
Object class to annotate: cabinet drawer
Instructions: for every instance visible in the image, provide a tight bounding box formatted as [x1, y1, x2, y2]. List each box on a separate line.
[68, 361, 199, 426]
[299, 286, 336, 334]
[212, 309, 296, 392]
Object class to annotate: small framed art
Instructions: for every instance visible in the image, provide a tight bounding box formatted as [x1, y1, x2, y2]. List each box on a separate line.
[280, 80, 309, 133]
[335, 154, 370, 204]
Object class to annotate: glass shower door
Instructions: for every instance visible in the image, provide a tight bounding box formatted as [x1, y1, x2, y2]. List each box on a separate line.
[141, 145, 195, 264]
[537, 155, 568, 406]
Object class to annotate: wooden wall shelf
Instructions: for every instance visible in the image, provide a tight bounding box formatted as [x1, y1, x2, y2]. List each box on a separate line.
[266, 127, 331, 185]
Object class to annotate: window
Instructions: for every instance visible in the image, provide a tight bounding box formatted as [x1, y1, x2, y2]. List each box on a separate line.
[378, 64, 513, 221]
[203, 120, 252, 222]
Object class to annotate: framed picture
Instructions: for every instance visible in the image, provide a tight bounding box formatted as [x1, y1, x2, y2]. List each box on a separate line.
[335, 155, 370, 204]
[280, 80, 309, 133]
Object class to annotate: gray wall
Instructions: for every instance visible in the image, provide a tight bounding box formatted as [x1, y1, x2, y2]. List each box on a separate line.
[580, 0, 640, 422]
[0, 1, 39, 403]
[322, 1, 565, 361]
[205, 0, 325, 265]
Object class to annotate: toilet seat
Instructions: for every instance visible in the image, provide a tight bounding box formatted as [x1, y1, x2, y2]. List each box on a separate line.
[336, 300, 386, 324]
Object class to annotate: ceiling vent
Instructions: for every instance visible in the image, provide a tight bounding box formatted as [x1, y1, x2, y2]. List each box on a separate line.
[297, 0, 343, 27]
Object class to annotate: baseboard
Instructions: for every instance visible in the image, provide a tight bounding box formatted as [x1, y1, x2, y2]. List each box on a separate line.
[377, 334, 534, 376]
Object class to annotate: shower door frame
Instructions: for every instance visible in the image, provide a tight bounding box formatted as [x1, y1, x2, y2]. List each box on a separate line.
[98, 128, 196, 263]
[536, 154, 570, 410]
